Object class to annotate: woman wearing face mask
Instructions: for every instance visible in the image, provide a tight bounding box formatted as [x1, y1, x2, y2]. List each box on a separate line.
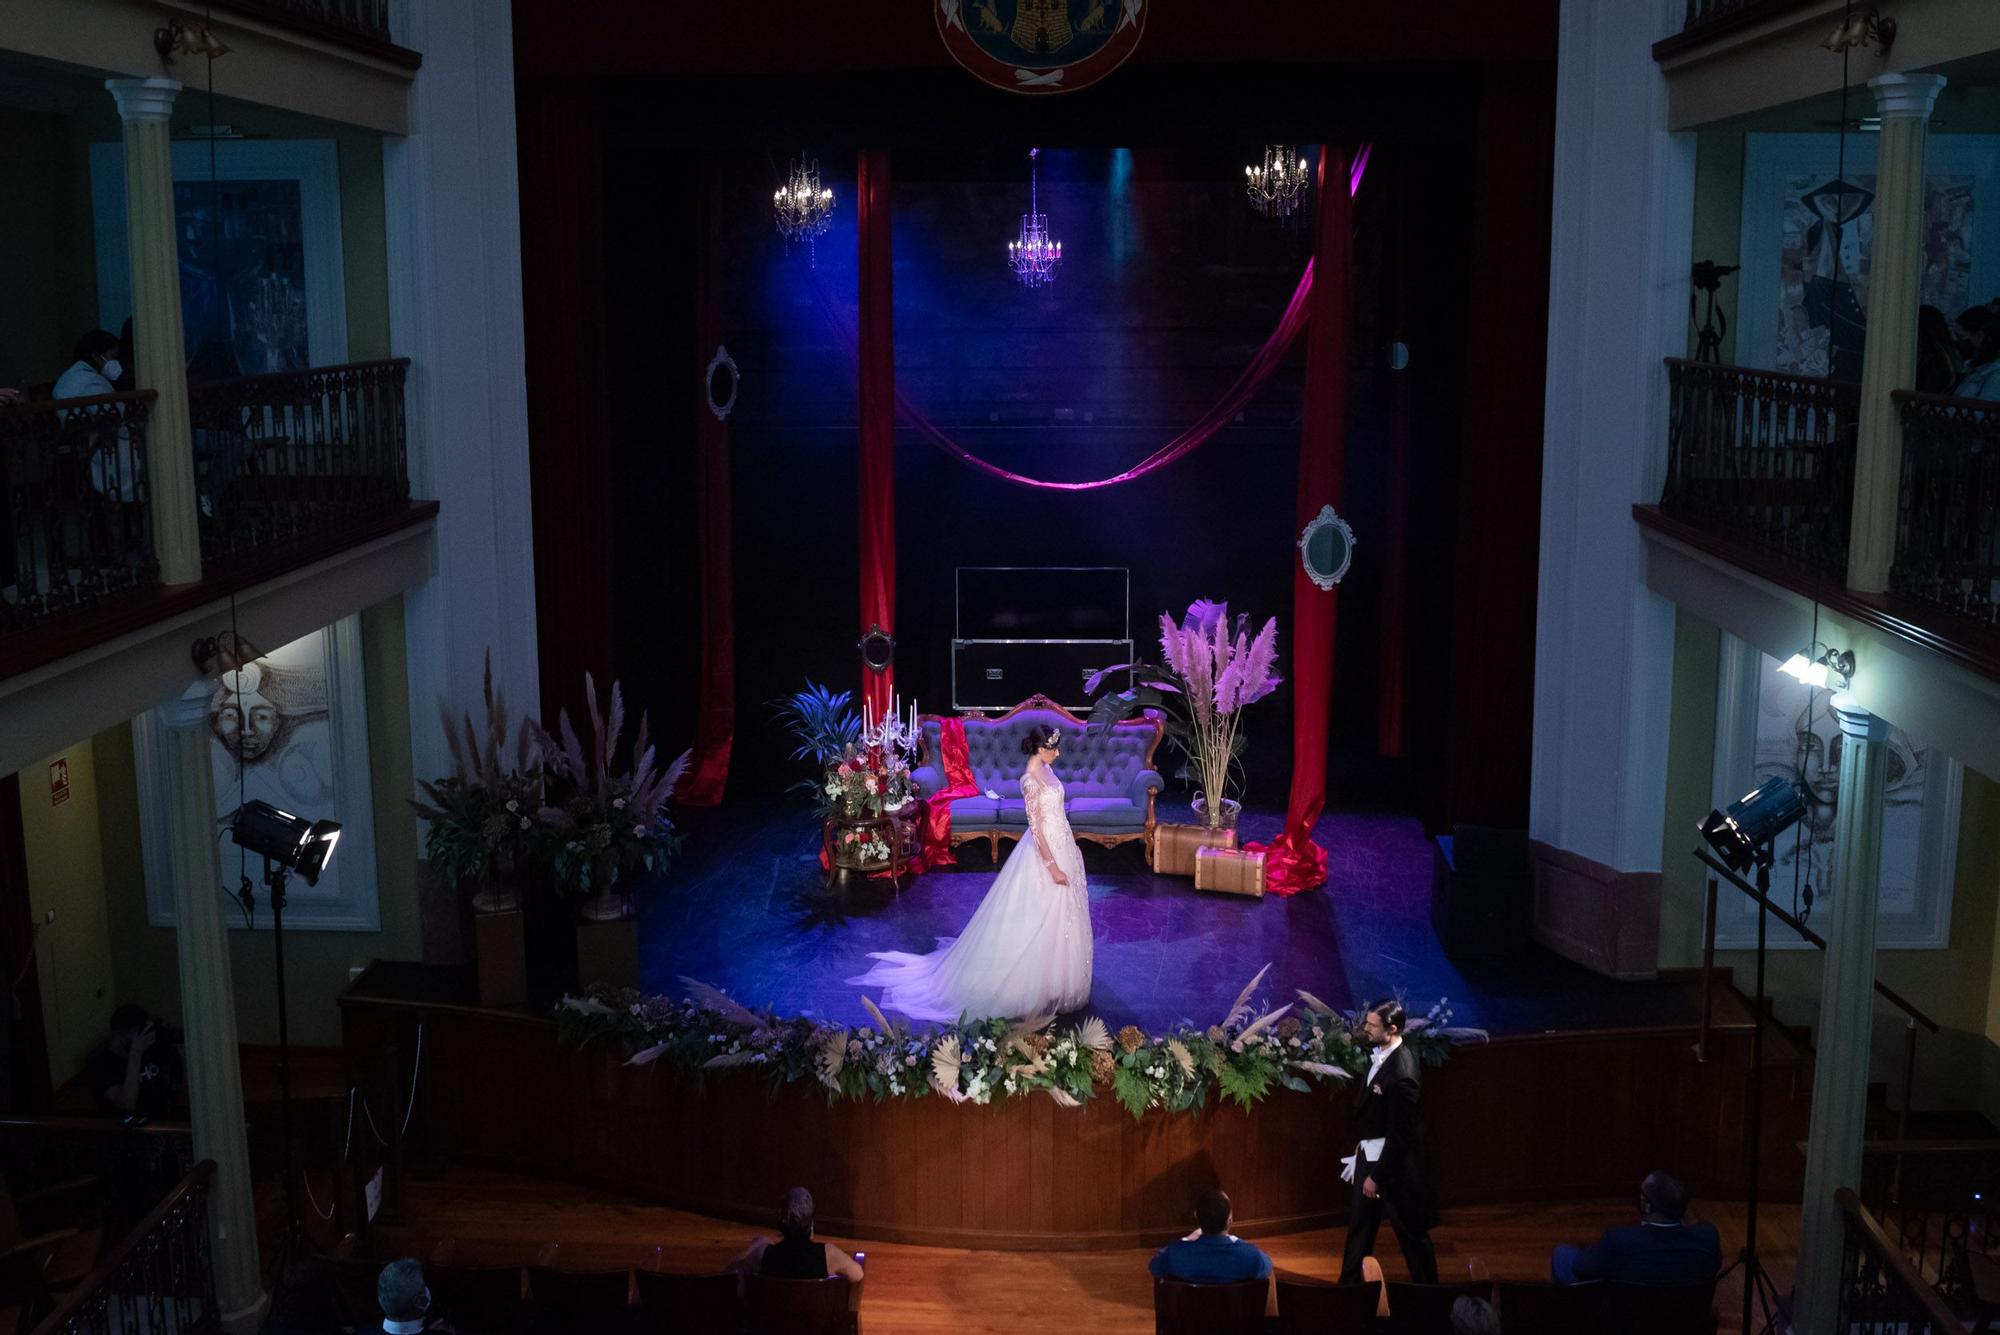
[53, 329, 142, 545]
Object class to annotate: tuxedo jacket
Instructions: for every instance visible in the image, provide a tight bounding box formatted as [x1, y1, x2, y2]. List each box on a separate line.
[1351, 1042, 1436, 1225]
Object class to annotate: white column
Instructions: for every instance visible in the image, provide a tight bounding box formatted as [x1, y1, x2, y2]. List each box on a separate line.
[150, 700, 266, 1329]
[105, 78, 202, 588]
[1531, 0, 1691, 874]
[383, 0, 540, 795]
[1791, 696, 1891, 1334]
[1847, 73, 1946, 594]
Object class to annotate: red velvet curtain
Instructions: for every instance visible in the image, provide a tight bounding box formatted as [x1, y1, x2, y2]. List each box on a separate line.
[857, 149, 897, 719]
[680, 170, 735, 806]
[1263, 147, 1353, 896]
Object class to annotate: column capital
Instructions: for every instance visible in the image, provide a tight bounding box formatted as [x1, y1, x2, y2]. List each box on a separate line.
[105, 77, 183, 123]
[1868, 72, 1947, 120]
[1831, 693, 1891, 743]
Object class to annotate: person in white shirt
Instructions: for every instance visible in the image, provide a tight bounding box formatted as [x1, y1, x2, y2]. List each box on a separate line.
[53, 330, 143, 545]
[370, 1258, 440, 1335]
[1339, 999, 1438, 1285]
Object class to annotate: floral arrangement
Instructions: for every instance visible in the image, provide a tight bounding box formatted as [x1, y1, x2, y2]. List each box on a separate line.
[411, 653, 543, 904]
[1085, 600, 1281, 828]
[532, 674, 691, 902]
[554, 967, 1483, 1119]
[834, 827, 893, 865]
[824, 746, 914, 820]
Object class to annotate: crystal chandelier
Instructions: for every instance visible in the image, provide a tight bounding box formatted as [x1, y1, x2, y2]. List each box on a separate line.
[1245, 145, 1309, 218]
[1006, 148, 1062, 289]
[773, 155, 834, 247]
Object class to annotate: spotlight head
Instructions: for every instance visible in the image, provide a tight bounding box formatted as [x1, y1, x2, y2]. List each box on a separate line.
[230, 800, 342, 885]
[1700, 776, 1808, 872]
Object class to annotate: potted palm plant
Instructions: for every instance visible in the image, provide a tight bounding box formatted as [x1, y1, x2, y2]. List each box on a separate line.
[1085, 600, 1282, 831]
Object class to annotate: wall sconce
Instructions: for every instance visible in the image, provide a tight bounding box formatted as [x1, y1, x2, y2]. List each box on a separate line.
[1777, 643, 1855, 691]
[1822, 9, 1895, 55]
[155, 18, 231, 65]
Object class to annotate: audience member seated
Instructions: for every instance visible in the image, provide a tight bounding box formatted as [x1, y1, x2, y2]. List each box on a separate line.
[1957, 302, 2000, 400]
[1451, 1296, 1501, 1335]
[371, 1258, 444, 1335]
[730, 1187, 865, 1282]
[90, 1005, 181, 1118]
[1148, 1188, 1274, 1285]
[52, 330, 122, 404]
[1550, 1170, 1720, 1287]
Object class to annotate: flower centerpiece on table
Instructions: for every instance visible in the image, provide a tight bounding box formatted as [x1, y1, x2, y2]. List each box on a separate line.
[1085, 600, 1281, 830]
[532, 674, 690, 922]
[823, 746, 914, 822]
[411, 653, 543, 914]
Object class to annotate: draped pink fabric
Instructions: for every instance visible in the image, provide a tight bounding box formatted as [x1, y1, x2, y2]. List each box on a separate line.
[805, 148, 1369, 494]
[1246, 146, 1354, 897]
[857, 149, 897, 719]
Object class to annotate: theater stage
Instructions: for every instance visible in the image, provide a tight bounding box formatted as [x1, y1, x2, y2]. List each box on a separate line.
[638, 797, 1700, 1038]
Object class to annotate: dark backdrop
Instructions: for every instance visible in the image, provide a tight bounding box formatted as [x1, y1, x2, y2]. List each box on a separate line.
[520, 41, 1551, 832]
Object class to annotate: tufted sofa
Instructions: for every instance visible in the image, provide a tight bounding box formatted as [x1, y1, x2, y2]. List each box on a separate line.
[913, 694, 1165, 863]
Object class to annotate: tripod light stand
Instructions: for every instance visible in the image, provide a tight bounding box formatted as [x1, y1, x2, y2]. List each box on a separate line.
[230, 800, 341, 1281]
[1699, 775, 1808, 1335]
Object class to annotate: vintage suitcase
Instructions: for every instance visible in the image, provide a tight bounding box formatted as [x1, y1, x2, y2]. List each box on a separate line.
[1154, 821, 1239, 876]
[1194, 846, 1266, 898]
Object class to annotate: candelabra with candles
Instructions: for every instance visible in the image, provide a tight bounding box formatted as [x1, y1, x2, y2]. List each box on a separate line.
[1245, 145, 1309, 218]
[859, 692, 921, 777]
[1007, 148, 1062, 289]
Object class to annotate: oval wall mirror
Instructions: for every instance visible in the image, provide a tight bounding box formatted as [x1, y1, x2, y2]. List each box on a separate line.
[705, 345, 740, 421]
[858, 625, 896, 673]
[1299, 504, 1356, 591]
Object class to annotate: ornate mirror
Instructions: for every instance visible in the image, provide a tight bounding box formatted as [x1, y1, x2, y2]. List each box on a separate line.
[858, 625, 896, 673]
[1298, 504, 1356, 591]
[705, 345, 740, 421]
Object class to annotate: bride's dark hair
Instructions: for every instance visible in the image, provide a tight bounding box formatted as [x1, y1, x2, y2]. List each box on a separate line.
[1019, 723, 1060, 756]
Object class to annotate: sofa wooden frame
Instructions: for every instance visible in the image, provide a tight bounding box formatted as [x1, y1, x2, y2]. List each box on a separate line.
[923, 694, 1164, 865]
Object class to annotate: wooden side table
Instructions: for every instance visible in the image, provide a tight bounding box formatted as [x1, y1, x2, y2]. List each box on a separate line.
[823, 807, 921, 885]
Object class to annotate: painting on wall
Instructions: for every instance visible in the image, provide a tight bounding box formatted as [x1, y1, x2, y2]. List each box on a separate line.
[1739, 134, 2000, 377]
[135, 616, 378, 932]
[172, 178, 312, 376]
[89, 140, 346, 375]
[1711, 634, 1961, 949]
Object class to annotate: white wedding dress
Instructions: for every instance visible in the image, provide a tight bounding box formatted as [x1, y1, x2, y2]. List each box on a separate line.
[848, 761, 1092, 1022]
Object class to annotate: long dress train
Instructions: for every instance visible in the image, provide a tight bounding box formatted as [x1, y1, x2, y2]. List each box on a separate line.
[847, 763, 1091, 1021]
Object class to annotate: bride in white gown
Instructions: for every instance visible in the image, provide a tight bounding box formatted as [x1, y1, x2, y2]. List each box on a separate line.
[849, 723, 1092, 1022]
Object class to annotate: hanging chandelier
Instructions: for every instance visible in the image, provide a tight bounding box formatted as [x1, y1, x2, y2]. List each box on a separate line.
[773, 155, 834, 247]
[1006, 148, 1062, 289]
[1245, 145, 1309, 218]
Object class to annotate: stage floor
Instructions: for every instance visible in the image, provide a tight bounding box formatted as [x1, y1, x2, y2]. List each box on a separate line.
[639, 799, 1698, 1036]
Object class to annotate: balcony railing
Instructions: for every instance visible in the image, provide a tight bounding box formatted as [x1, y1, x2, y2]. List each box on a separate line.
[206, 0, 403, 54]
[190, 358, 411, 568]
[29, 1160, 218, 1335]
[0, 392, 159, 632]
[1657, 0, 1821, 55]
[1894, 391, 1999, 628]
[1834, 1186, 1972, 1332]
[1662, 358, 1860, 581]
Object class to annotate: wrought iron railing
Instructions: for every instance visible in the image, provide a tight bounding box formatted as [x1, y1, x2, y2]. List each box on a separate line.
[29, 1160, 218, 1335]
[1662, 358, 1860, 580]
[0, 392, 159, 632]
[1853, 1140, 2000, 1315]
[1893, 391, 1999, 628]
[210, 0, 392, 46]
[189, 358, 411, 566]
[1835, 1187, 1972, 1332]
[1668, 0, 1819, 39]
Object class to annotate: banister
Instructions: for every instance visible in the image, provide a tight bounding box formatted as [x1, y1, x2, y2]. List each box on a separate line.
[1834, 1186, 1969, 1333]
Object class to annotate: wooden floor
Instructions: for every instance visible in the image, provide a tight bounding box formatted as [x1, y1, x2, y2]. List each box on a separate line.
[352, 1167, 1799, 1334]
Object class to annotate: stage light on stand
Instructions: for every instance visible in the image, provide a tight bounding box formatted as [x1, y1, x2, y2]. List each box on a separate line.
[1700, 776, 1807, 874]
[230, 799, 342, 886]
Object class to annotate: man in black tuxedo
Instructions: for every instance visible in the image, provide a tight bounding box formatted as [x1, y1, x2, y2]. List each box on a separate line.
[1339, 999, 1438, 1284]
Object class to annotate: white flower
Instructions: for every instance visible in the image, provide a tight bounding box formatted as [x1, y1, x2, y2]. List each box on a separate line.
[506, 799, 520, 813]
[519, 816, 532, 829]
[904, 1055, 918, 1068]
[633, 824, 646, 838]
[613, 797, 627, 810]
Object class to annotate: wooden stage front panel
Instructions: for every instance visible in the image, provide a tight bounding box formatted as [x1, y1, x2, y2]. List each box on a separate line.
[341, 963, 1805, 1250]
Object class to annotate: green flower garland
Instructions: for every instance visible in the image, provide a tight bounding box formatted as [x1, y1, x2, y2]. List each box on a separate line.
[555, 972, 1481, 1120]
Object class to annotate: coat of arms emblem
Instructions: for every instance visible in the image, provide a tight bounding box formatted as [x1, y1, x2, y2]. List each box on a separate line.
[935, 0, 1146, 95]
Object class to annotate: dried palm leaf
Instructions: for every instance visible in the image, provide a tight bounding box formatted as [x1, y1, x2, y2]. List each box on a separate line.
[818, 1028, 849, 1083]
[1220, 964, 1272, 1031]
[859, 994, 897, 1039]
[1047, 1087, 1081, 1108]
[1074, 1016, 1113, 1053]
[701, 1051, 764, 1069]
[1236, 1003, 1293, 1046]
[1166, 1038, 1196, 1077]
[928, 1035, 966, 1102]
[1290, 1061, 1352, 1080]
[680, 977, 767, 1032]
[1293, 989, 1340, 1017]
[625, 1042, 668, 1067]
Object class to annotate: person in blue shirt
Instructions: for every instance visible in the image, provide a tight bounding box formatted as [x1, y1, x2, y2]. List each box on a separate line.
[1551, 1171, 1722, 1288]
[1149, 1188, 1275, 1284]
